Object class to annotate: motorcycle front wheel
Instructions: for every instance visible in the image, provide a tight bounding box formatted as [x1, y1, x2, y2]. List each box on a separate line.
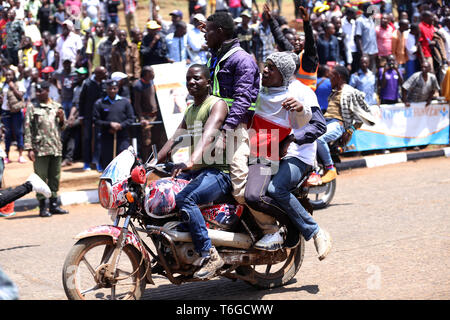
[236, 237, 305, 289]
[62, 236, 147, 300]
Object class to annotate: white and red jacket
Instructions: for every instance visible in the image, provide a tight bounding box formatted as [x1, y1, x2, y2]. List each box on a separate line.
[249, 82, 312, 161]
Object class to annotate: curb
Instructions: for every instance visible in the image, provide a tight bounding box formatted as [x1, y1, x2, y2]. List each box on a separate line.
[336, 147, 450, 171]
[13, 147, 450, 212]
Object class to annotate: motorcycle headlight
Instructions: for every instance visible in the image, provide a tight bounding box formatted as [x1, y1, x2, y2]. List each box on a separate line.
[98, 179, 113, 209]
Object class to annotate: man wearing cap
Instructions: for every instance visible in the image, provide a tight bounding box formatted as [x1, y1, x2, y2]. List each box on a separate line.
[24, 81, 69, 217]
[111, 71, 131, 101]
[165, 10, 183, 35]
[166, 21, 190, 63]
[187, 13, 208, 64]
[141, 20, 169, 66]
[235, 9, 254, 54]
[56, 20, 83, 71]
[93, 79, 135, 169]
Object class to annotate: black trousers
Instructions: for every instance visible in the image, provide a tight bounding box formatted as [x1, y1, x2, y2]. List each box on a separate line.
[244, 162, 301, 247]
[0, 182, 32, 208]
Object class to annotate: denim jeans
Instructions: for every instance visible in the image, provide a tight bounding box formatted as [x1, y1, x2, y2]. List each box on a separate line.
[175, 168, 232, 255]
[316, 118, 345, 167]
[61, 100, 72, 119]
[405, 59, 419, 80]
[1, 110, 24, 153]
[267, 157, 319, 241]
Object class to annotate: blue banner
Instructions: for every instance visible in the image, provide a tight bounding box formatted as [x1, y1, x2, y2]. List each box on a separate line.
[346, 102, 450, 152]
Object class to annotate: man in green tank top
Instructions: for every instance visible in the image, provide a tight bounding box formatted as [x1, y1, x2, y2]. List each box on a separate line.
[156, 64, 230, 280]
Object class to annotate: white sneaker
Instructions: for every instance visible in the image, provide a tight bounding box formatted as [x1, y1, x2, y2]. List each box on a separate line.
[313, 228, 332, 261]
[254, 231, 284, 251]
[26, 173, 51, 198]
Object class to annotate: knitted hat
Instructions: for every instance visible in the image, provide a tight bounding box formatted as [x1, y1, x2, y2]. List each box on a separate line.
[266, 52, 297, 87]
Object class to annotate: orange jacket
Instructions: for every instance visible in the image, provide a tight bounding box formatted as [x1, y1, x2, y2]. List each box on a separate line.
[296, 51, 318, 91]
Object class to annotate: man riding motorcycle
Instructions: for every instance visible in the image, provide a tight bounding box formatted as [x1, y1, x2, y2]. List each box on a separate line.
[155, 64, 229, 280]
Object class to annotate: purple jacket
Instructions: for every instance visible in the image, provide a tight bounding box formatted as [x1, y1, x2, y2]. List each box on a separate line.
[209, 39, 260, 130]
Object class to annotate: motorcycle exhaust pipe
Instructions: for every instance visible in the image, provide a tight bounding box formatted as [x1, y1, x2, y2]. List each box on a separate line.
[163, 228, 253, 249]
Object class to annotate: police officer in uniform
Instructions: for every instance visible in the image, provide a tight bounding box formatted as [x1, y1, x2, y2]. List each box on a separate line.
[24, 81, 69, 217]
[93, 79, 135, 170]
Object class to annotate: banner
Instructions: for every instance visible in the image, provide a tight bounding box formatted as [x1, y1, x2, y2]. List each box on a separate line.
[347, 102, 450, 152]
[152, 62, 190, 140]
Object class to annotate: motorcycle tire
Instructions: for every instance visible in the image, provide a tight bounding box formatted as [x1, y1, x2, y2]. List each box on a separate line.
[307, 179, 336, 210]
[62, 236, 147, 300]
[235, 237, 305, 289]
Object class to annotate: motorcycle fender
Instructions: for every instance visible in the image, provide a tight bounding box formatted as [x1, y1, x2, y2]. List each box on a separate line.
[74, 225, 154, 284]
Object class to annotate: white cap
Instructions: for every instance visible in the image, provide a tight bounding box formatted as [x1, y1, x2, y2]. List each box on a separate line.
[193, 13, 206, 22]
[63, 19, 74, 30]
[111, 72, 128, 81]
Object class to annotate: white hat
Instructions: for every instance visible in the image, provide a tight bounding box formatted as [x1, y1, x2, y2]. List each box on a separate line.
[193, 13, 206, 22]
[63, 19, 74, 30]
[111, 72, 128, 81]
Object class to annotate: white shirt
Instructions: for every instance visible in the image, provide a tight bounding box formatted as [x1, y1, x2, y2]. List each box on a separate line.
[405, 32, 418, 61]
[285, 80, 318, 166]
[187, 27, 207, 64]
[56, 32, 83, 70]
[342, 16, 356, 55]
[83, 0, 100, 21]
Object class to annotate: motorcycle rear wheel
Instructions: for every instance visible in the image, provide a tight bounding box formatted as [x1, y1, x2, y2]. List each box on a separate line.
[236, 237, 305, 289]
[308, 179, 336, 209]
[62, 236, 147, 300]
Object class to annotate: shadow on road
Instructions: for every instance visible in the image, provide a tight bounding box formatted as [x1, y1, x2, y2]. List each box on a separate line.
[142, 276, 319, 300]
[0, 244, 40, 252]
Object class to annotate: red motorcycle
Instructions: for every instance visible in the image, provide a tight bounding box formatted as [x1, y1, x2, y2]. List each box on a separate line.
[62, 145, 306, 300]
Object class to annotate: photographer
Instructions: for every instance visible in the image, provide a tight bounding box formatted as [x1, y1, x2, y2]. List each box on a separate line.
[378, 54, 403, 105]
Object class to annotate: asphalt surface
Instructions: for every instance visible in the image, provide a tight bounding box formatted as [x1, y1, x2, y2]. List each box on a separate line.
[0, 156, 449, 300]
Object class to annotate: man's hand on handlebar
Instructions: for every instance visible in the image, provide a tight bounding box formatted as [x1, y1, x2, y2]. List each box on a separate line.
[171, 161, 193, 178]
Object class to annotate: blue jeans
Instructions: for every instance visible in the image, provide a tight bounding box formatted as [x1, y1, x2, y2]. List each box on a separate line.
[405, 59, 419, 80]
[229, 7, 241, 18]
[267, 157, 319, 241]
[316, 118, 345, 167]
[61, 100, 72, 119]
[175, 168, 232, 255]
[1, 110, 24, 153]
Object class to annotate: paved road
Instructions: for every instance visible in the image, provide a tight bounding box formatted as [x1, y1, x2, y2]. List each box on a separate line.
[1, 157, 449, 300]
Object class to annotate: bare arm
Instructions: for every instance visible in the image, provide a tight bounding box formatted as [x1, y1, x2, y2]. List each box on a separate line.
[171, 99, 228, 176]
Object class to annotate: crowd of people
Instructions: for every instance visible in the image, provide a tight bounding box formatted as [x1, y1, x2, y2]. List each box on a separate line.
[0, 0, 448, 166]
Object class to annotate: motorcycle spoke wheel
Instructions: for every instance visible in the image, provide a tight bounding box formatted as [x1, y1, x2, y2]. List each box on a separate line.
[62, 236, 146, 300]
